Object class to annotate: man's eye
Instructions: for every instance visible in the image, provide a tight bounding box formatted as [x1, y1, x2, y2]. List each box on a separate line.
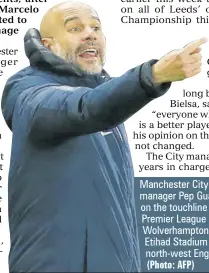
[70, 27, 81, 32]
[92, 26, 100, 32]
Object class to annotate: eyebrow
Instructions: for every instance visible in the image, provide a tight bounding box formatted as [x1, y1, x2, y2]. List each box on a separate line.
[64, 16, 101, 26]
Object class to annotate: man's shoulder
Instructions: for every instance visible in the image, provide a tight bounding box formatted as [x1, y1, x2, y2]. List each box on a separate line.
[7, 66, 58, 86]
[4, 67, 69, 100]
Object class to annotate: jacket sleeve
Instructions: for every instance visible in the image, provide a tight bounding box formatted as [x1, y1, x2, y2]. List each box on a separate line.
[15, 60, 171, 141]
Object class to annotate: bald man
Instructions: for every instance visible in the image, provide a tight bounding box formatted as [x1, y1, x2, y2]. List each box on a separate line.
[1, 1, 206, 272]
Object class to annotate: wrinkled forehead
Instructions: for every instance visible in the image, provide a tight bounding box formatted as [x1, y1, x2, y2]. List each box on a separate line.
[40, 2, 101, 38]
[56, 2, 100, 24]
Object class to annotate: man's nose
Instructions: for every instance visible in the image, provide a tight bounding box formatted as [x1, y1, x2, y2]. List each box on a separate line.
[81, 26, 97, 41]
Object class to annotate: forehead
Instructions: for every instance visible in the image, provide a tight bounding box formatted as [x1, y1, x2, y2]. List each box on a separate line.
[57, 3, 100, 24]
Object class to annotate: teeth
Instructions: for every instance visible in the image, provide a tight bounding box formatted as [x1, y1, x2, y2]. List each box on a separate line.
[81, 49, 97, 54]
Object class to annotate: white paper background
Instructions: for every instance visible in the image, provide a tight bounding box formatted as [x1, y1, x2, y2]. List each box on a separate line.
[0, 0, 208, 271]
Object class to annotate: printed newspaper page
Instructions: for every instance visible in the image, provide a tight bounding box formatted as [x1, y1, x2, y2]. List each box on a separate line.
[0, 0, 208, 272]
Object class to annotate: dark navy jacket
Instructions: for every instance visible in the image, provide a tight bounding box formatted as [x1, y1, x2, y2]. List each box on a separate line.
[1, 29, 170, 272]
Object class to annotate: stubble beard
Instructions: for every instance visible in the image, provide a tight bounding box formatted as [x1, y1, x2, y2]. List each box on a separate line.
[52, 41, 105, 76]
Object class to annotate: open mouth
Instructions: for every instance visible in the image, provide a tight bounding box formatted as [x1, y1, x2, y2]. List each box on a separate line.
[78, 48, 98, 60]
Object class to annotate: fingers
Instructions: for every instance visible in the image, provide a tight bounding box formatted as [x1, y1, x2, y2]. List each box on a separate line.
[186, 67, 201, 78]
[183, 61, 201, 75]
[152, 38, 206, 83]
[181, 55, 201, 78]
[181, 37, 207, 78]
[167, 49, 202, 80]
[183, 37, 207, 55]
[186, 53, 202, 64]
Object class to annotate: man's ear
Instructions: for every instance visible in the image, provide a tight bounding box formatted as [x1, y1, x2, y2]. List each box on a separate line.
[41, 38, 53, 50]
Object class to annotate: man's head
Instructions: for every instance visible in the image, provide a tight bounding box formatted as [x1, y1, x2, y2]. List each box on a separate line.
[40, 1, 106, 75]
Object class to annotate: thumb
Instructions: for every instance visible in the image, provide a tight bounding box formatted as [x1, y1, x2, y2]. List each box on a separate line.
[191, 47, 201, 54]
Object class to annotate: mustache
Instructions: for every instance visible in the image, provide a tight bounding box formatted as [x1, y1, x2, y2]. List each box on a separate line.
[76, 42, 103, 55]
